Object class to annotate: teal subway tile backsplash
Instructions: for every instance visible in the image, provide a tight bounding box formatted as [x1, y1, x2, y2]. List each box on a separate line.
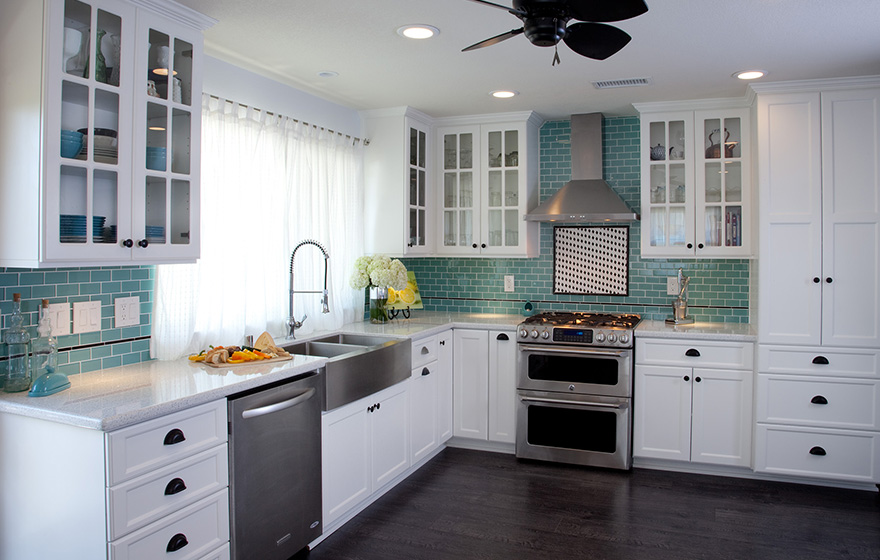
[402, 117, 750, 323]
[1, 266, 154, 377]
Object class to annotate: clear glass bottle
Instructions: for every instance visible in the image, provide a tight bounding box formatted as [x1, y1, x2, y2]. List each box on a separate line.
[31, 300, 58, 378]
[3, 293, 32, 393]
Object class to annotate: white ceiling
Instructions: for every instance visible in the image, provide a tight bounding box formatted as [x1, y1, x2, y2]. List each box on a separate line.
[176, 0, 880, 120]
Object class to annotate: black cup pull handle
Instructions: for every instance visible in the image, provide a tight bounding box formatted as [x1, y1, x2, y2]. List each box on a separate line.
[164, 477, 187, 496]
[163, 428, 186, 446]
[421, 367, 431, 376]
[166, 533, 189, 553]
[810, 395, 828, 405]
[812, 356, 829, 365]
[497, 333, 509, 341]
[809, 446, 827, 456]
[421, 346, 430, 355]
[685, 348, 701, 357]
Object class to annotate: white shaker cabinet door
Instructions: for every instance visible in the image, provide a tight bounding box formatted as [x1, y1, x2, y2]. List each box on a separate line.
[633, 364, 693, 461]
[453, 329, 490, 439]
[488, 330, 517, 444]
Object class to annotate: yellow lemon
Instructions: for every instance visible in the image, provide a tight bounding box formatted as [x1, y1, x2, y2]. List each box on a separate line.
[386, 289, 399, 305]
[399, 287, 416, 305]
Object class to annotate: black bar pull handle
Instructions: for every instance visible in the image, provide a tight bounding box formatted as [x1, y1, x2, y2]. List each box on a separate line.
[164, 477, 187, 496]
[685, 348, 701, 357]
[809, 446, 827, 456]
[163, 428, 186, 446]
[166, 533, 189, 553]
[812, 356, 829, 365]
[421, 367, 431, 376]
[810, 395, 828, 405]
[497, 333, 509, 341]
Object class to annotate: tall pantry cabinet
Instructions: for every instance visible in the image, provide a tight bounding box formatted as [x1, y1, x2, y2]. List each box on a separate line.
[753, 78, 880, 485]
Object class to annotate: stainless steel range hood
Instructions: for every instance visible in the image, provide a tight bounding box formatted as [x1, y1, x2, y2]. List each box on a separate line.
[525, 113, 639, 222]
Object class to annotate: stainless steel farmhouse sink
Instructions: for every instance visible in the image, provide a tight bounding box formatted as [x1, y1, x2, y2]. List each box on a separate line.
[283, 334, 411, 410]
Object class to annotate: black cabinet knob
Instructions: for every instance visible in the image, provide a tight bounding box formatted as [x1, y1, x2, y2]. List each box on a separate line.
[472, 243, 478, 249]
[166, 533, 189, 553]
[685, 348, 701, 357]
[697, 243, 704, 249]
[825, 277, 833, 283]
[164, 477, 187, 496]
[122, 239, 133, 248]
[376, 402, 381, 410]
[813, 277, 821, 283]
[683, 375, 690, 382]
[367, 405, 374, 413]
[810, 395, 828, 405]
[695, 376, 702, 382]
[481, 243, 486, 249]
[163, 428, 186, 445]
[137, 239, 149, 248]
[809, 446, 827, 456]
[812, 356, 829, 365]
[439, 340, 445, 346]
[407, 242, 413, 248]
[686, 243, 693, 249]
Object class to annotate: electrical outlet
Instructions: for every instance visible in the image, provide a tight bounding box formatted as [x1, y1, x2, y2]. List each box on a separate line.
[115, 296, 140, 327]
[504, 275, 515, 292]
[667, 277, 680, 296]
[48, 302, 70, 336]
[73, 301, 101, 334]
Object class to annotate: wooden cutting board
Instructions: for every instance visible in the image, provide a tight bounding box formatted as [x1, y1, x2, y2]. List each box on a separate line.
[201, 355, 292, 368]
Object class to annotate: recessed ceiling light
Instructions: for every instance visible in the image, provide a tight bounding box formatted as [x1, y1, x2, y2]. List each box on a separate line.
[397, 25, 439, 39]
[734, 70, 767, 80]
[317, 71, 339, 78]
[491, 90, 518, 99]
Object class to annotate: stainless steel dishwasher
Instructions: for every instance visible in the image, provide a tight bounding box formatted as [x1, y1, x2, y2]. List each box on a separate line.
[228, 371, 323, 560]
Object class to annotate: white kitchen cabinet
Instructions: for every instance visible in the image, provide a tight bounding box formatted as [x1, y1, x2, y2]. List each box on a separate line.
[435, 112, 542, 257]
[635, 103, 752, 258]
[409, 330, 453, 464]
[755, 84, 880, 348]
[0, 0, 212, 267]
[453, 328, 517, 445]
[362, 106, 434, 256]
[0, 399, 229, 559]
[634, 338, 753, 467]
[322, 381, 409, 528]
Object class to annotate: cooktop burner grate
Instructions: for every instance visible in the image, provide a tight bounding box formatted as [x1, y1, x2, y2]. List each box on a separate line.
[521, 312, 641, 329]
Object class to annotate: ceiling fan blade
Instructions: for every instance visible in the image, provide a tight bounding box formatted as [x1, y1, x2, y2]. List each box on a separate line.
[462, 28, 525, 52]
[563, 22, 632, 60]
[566, 0, 648, 23]
[464, 0, 527, 17]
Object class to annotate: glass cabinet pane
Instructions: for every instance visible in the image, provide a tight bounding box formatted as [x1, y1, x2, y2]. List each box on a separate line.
[171, 108, 191, 174]
[488, 171, 502, 207]
[460, 210, 473, 246]
[444, 174, 457, 208]
[444, 134, 456, 170]
[650, 165, 666, 203]
[418, 170, 425, 206]
[504, 170, 518, 206]
[704, 206, 722, 246]
[669, 207, 686, 246]
[668, 120, 685, 160]
[410, 128, 418, 167]
[61, 81, 88, 160]
[705, 162, 722, 202]
[170, 179, 190, 245]
[93, 169, 118, 244]
[59, 166, 87, 243]
[418, 130, 426, 168]
[669, 164, 686, 203]
[460, 172, 473, 208]
[144, 176, 166, 244]
[460, 134, 472, 168]
[172, 38, 193, 105]
[723, 117, 742, 158]
[146, 102, 167, 171]
[63, 0, 90, 77]
[488, 131, 501, 167]
[649, 207, 666, 247]
[444, 211, 456, 246]
[504, 209, 518, 246]
[649, 122, 666, 161]
[148, 30, 170, 101]
[95, 10, 121, 86]
[92, 88, 119, 164]
[488, 209, 502, 246]
[504, 130, 518, 166]
[725, 162, 742, 202]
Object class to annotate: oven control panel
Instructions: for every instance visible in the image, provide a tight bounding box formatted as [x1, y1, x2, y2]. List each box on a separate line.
[517, 326, 632, 347]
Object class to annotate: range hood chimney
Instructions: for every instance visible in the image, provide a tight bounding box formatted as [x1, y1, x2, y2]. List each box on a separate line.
[525, 113, 639, 222]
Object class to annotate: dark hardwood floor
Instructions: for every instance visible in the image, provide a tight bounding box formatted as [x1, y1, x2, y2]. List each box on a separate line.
[306, 447, 880, 560]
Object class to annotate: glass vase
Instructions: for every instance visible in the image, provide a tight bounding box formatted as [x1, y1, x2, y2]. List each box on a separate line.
[369, 286, 389, 324]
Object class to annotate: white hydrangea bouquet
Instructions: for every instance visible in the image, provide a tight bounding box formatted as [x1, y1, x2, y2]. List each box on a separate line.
[350, 255, 408, 323]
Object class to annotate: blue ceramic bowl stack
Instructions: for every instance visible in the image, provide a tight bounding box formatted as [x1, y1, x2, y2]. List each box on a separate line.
[59, 214, 86, 243]
[145, 225, 165, 243]
[60, 130, 84, 158]
[146, 147, 166, 171]
[92, 215, 106, 243]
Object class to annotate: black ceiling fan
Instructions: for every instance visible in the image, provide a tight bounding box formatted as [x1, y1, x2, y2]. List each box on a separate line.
[462, 0, 648, 64]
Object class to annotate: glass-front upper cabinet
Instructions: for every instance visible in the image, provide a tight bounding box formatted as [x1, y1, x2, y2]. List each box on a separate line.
[407, 120, 430, 253]
[484, 127, 520, 250]
[637, 105, 752, 259]
[0, 0, 211, 267]
[439, 126, 479, 251]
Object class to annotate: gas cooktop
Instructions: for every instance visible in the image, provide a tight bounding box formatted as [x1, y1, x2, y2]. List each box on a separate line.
[517, 312, 641, 348]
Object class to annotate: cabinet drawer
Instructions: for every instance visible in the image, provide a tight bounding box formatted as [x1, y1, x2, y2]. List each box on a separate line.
[200, 543, 230, 560]
[756, 375, 880, 430]
[758, 346, 880, 378]
[109, 489, 230, 560]
[412, 335, 438, 368]
[636, 338, 754, 369]
[107, 445, 229, 540]
[755, 425, 879, 483]
[106, 400, 227, 485]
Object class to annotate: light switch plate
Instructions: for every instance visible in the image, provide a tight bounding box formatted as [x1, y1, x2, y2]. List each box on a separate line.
[504, 275, 515, 292]
[115, 296, 140, 327]
[73, 301, 102, 334]
[667, 277, 680, 296]
[48, 302, 70, 336]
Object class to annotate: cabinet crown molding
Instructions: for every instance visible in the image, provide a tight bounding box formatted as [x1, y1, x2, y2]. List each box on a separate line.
[633, 95, 752, 114]
[749, 75, 880, 95]
[434, 110, 544, 128]
[128, 0, 217, 30]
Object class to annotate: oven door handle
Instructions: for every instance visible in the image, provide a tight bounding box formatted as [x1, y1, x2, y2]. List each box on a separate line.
[519, 396, 629, 410]
[518, 344, 629, 358]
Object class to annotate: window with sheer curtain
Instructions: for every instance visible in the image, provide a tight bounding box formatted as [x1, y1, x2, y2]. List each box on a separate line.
[151, 95, 365, 360]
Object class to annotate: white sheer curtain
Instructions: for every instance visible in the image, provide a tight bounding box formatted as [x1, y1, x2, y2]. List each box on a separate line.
[152, 95, 365, 360]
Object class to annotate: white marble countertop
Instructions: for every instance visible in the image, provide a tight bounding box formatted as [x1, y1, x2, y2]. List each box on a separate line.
[635, 319, 757, 342]
[0, 311, 749, 431]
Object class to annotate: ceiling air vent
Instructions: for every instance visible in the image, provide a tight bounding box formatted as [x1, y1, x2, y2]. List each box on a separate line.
[592, 77, 653, 89]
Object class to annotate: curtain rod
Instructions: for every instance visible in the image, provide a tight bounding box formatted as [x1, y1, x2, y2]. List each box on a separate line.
[206, 94, 369, 146]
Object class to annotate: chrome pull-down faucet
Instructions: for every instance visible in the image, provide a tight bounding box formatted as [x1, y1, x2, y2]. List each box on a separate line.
[287, 239, 330, 339]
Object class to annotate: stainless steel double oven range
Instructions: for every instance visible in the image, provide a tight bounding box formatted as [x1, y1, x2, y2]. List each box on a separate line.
[516, 312, 641, 470]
